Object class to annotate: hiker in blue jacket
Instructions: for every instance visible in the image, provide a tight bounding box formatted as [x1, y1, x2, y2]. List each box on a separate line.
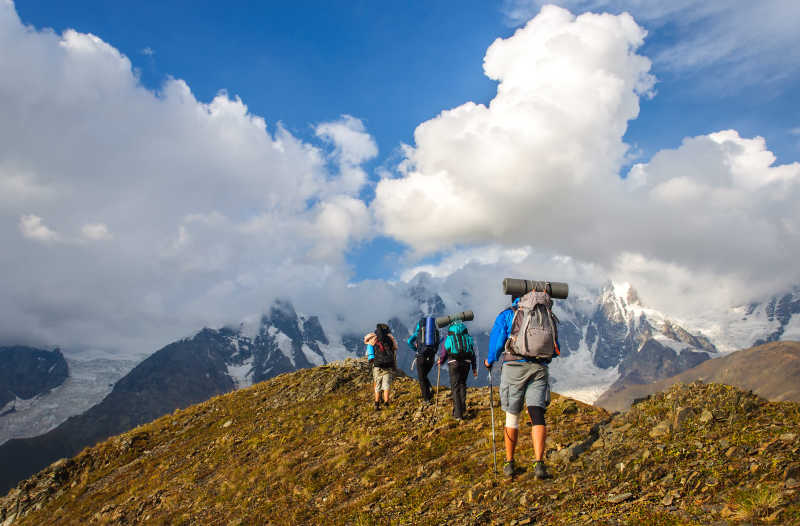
[485, 297, 557, 479]
[365, 323, 398, 411]
[438, 321, 478, 420]
[407, 317, 440, 404]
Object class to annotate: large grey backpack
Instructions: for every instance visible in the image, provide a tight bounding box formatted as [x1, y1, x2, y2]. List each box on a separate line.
[504, 289, 560, 360]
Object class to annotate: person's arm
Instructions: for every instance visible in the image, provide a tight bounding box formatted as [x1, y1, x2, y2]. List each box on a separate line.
[437, 337, 447, 365]
[407, 321, 420, 351]
[486, 310, 511, 368]
[366, 344, 375, 361]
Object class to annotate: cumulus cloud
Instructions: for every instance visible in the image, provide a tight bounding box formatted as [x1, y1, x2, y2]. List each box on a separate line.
[400, 246, 532, 282]
[373, 6, 654, 253]
[81, 223, 113, 241]
[315, 115, 379, 197]
[377, 6, 800, 316]
[0, 2, 375, 356]
[502, 0, 800, 87]
[19, 214, 59, 243]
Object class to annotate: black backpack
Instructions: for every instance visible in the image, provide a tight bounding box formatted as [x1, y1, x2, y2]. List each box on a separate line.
[373, 324, 395, 368]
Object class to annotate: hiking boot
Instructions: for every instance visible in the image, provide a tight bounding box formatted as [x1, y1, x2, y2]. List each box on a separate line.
[374, 401, 381, 411]
[503, 460, 515, 478]
[533, 461, 550, 480]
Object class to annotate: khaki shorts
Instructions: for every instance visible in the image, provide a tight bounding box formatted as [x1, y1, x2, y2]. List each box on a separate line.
[373, 366, 394, 392]
[500, 361, 550, 414]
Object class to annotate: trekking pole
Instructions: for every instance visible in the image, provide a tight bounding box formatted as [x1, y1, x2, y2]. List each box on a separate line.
[433, 363, 441, 422]
[488, 368, 497, 475]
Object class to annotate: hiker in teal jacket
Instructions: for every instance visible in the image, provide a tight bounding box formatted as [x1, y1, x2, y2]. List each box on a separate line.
[438, 321, 477, 420]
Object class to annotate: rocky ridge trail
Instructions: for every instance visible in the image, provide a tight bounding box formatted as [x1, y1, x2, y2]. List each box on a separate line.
[1, 359, 799, 525]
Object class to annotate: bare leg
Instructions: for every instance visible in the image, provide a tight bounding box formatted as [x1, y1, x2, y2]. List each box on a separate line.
[532, 425, 546, 461]
[504, 427, 518, 461]
[383, 389, 390, 403]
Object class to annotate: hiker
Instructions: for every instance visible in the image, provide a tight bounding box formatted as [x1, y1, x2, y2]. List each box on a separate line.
[438, 320, 478, 420]
[484, 290, 560, 479]
[407, 316, 440, 404]
[365, 323, 398, 411]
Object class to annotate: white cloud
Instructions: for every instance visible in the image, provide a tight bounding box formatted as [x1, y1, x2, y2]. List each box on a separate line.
[373, 6, 654, 254]
[375, 6, 800, 316]
[315, 115, 378, 196]
[502, 0, 800, 86]
[19, 214, 59, 243]
[0, 2, 375, 356]
[81, 223, 112, 241]
[141, 46, 154, 56]
[400, 245, 532, 281]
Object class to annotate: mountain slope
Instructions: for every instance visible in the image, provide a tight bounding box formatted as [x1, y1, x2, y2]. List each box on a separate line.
[0, 299, 355, 495]
[0, 329, 240, 495]
[0, 346, 68, 410]
[2, 360, 799, 525]
[595, 340, 800, 412]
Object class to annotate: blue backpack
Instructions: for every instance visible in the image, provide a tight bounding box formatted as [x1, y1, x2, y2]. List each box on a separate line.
[416, 317, 440, 352]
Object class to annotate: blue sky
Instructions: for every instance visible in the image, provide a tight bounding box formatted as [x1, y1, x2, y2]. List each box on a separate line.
[16, 1, 798, 163]
[2, 1, 799, 354]
[16, 2, 502, 162]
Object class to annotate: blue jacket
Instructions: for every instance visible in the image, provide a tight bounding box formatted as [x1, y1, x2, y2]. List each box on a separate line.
[487, 307, 515, 366]
[487, 299, 560, 366]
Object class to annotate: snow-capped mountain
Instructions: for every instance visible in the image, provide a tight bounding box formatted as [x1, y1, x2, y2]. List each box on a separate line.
[549, 282, 716, 403]
[0, 347, 69, 412]
[0, 354, 134, 446]
[208, 299, 354, 390]
[681, 286, 800, 352]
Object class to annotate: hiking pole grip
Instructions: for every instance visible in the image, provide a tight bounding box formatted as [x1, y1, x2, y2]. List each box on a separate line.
[435, 310, 474, 328]
[502, 278, 569, 299]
